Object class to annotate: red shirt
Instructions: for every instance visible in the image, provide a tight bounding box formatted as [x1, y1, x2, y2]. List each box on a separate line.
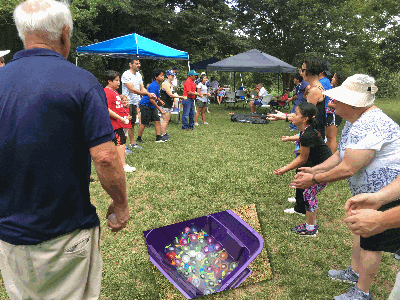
[121, 106, 132, 129]
[183, 77, 196, 99]
[104, 87, 125, 130]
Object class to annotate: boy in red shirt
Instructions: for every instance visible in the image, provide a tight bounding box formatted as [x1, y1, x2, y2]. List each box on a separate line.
[104, 71, 136, 172]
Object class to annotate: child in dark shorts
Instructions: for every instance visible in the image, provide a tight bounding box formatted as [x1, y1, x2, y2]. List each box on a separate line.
[274, 102, 332, 236]
[104, 71, 136, 172]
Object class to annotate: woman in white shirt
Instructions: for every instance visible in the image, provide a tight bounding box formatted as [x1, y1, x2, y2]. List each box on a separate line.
[194, 75, 211, 125]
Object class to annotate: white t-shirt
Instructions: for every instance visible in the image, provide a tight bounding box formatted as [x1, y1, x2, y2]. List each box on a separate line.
[258, 87, 268, 98]
[121, 70, 143, 105]
[196, 82, 208, 102]
[338, 108, 400, 196]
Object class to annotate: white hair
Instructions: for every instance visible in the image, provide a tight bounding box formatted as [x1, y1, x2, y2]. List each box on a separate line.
[13, 0, 73, 43]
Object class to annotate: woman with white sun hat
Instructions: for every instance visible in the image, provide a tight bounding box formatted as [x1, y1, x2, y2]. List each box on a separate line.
[292, 74, 400, 300]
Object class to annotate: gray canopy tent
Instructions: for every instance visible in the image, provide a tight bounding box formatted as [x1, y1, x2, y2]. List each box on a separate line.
[207, 49, 297, 91]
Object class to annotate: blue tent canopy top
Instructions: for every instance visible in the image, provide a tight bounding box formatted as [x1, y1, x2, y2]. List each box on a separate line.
[76, 33, 189, 60]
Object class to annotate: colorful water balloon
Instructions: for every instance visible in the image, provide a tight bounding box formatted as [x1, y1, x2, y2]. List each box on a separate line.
[206, 236, 215, 245]
[220, 263, 228, 271]
[184, 227, 191, 234]
[219, 251, 228, 260]
[182, 254, 190, 263]
[188, 250, 196, 258]
[213, 243, 222, 252]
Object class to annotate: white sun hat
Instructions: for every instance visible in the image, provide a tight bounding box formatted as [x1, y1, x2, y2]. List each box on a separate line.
[0, 50, 10, 57]
[322, 74, 378, 107]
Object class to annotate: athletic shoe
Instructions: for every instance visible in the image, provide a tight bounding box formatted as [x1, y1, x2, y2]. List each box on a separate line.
[296, 227, 318, 236]
[288, 197, 296, 203]
[164, 133, 171, 138]
[194, 123, 199, 126]
[328, 266, 359, 284]
[155, 138, 166, 143]
[124, 164, 136, 172]
[334, 286, 373, 300]
[162, 135, 169, 141]
[291, 223, 307, 232]
[136, 139, 144, 144]
[283, 207, 305, 215]
[129, 143, 143, 150]
[125, 146, 133, 155]
[203, 122, 209, 125]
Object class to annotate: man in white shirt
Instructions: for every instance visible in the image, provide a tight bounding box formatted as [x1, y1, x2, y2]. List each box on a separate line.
[121, 59, 155, 150]
[250, 83, 268, 114]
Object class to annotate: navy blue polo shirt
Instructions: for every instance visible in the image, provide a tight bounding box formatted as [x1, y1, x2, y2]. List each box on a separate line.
[140, 80, 160, 109]
[0, 49, 114, 245]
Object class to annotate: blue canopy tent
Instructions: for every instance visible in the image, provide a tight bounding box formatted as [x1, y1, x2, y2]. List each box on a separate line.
[76, 33, 189, 65]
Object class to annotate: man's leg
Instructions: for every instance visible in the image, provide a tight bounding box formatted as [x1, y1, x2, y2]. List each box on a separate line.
[182, 99, 189, 129]
[128, 125, 135, 146]
[356, 249, 382, 293]
[188, 100, 195, 128]
[250, 100, 255, 113]
[0, 226, 102, 300]
[155, 121, 161, 136]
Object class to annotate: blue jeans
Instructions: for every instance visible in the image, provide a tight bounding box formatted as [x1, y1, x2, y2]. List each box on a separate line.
[182, 99, 195, 129]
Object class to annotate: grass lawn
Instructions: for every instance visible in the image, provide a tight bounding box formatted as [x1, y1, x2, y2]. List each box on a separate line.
[0, 98, 399, 300]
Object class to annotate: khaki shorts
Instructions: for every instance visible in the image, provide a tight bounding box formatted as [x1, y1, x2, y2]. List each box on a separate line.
[0, 226, 103, 300]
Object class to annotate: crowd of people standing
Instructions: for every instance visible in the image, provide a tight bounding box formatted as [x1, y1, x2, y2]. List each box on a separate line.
[1, 1, 400, 299]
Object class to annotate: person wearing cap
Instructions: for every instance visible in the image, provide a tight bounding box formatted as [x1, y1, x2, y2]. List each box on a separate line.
[291, 74, 400, 300]
[182, 70, 204, 130]
[249, 83, 269, 114]
[160, 70, 186, 139]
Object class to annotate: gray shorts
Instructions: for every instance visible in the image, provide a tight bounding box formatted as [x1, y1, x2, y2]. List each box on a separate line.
[161, 107, 172, 114]
[196, 100, 207, 108]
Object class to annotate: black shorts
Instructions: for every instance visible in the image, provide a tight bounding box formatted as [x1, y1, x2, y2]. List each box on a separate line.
[129, 104, 138, 125]
[360, 198, 400, 253]
[326, 112, 342, 127]
[139, 105, 160, 126]
[112, 128, 126, 146]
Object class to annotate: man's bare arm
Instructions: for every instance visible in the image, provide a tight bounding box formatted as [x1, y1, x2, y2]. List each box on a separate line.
[90, 141, 129, 231]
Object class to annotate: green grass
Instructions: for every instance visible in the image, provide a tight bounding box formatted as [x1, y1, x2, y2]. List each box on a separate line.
[0, 99, 399, 300]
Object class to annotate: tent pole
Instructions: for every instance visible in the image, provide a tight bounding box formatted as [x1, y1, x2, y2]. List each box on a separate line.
[234, 72, 236, 91]
[76, 55, 78, 66]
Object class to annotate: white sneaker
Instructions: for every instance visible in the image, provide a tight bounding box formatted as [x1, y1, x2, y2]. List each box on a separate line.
[124, 164, 136, 172]
[284, 207, 305, 215]
[203, 122, 209, 125]
[288, 197, 296, 203]
[194, 123, 199, 126]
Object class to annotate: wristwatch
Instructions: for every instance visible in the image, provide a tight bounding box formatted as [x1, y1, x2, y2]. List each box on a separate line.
[312, 175, 319, 184]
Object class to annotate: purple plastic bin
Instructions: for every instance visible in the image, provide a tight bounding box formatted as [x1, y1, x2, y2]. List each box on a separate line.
[143, 210, 264, 299]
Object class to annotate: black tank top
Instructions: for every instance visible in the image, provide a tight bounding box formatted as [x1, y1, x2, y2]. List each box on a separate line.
[160, 81, 174, 108]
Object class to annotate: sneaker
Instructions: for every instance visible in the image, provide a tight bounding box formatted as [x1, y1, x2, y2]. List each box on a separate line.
[125, 146, 133, 155]
[164, 133, 170, 138]
[203, 122, 209, 125]
[161, 135, 169, 141]
[291, 223, 306, 232]
[296, 227, 318, 236]
[328, 266, 359, 284]
[136, 139, 144, 144]
[288, 197, 296, 203]
[155, 138, 166, 143]
[283, 207, 306, 215]
[129, 143, 143, 150]
[124, 164, 136, 172]
[194, 123, 199, 126]
[334, 286, 372, 300]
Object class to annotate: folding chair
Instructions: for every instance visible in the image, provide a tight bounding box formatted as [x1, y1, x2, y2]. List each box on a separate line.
[235, 90, 247, 107]
[224, 91, 237, 108]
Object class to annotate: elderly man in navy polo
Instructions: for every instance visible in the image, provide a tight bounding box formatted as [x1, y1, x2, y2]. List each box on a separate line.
[182, 70, 204, 130]
[0, 1, 129, 299]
